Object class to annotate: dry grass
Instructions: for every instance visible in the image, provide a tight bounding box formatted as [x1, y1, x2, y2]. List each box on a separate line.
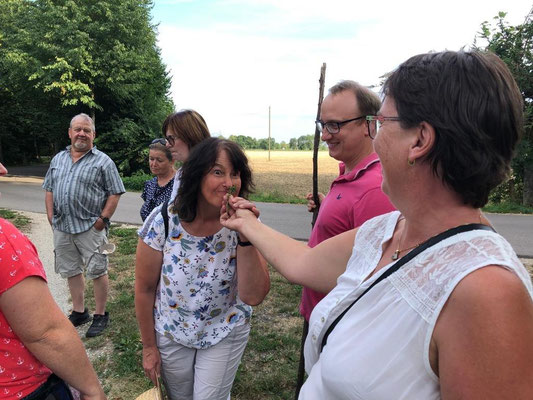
[246, 150, 339, 174]
[245, 150, 339, 200]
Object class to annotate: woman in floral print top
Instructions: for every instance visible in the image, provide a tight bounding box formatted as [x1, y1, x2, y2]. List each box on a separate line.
[136, 138, 269, 399]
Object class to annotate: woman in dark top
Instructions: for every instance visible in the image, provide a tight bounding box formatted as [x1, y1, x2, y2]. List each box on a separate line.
[140, 140, 175, 221]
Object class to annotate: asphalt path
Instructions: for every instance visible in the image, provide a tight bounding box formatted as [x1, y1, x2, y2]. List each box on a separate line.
[0, 177, 532, 258]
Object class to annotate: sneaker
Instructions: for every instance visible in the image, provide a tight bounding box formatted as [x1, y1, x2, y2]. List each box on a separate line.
[86, 312, 109, 337]
[68, 308, 91, 327]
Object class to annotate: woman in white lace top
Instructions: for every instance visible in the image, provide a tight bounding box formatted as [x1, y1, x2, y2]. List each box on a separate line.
[221, 50, 533, 399]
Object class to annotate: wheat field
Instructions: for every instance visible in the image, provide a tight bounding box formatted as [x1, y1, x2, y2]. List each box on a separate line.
[245, 150, 339, 200]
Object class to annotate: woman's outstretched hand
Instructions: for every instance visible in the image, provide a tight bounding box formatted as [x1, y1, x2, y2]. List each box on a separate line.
[221, 195, 260, 231]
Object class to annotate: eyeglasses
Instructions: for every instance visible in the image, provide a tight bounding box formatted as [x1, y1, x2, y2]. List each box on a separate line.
[151, 138, 167, 145]
[315, 116, 366, 134]
[365, 115, 402, 139]
[72, 127, 93, 135]
[165, 134, 178, 146]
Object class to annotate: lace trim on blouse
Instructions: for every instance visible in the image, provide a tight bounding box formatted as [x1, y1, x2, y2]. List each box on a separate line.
[355, 211, 533, 379]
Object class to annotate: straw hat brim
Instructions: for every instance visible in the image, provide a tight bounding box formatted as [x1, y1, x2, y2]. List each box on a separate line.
[135, 387, 163, 400]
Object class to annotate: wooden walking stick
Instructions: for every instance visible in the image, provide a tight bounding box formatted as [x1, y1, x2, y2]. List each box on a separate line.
[312, 63, 327, 226]
[295, 62, 326, 399]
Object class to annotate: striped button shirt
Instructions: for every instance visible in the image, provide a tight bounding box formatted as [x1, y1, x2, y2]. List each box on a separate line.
[42, 146, 125, 234]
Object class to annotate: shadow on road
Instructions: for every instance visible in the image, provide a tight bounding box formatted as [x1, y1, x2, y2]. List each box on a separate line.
[5, 164, 49, 178]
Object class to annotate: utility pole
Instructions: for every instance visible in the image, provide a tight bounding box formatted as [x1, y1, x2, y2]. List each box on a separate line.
[268, 105, 271, 161]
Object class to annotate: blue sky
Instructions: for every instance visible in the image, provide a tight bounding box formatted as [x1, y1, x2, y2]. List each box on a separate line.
[151, 0, 530, 143]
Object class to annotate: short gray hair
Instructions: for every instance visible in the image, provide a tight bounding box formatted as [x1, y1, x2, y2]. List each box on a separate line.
[70, 113, 95, 132]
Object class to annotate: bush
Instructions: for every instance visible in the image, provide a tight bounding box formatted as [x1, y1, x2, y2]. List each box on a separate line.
[488, 172, 523, 204]
[121, 171, 152, 192]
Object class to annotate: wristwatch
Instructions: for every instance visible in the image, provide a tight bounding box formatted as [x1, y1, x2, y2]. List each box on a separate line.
[237, 238, 253, 247]
[99, 215, 110, 226]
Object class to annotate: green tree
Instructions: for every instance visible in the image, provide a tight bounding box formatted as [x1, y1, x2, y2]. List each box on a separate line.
[229, 135, 257, 149]
[0, 0, 173, 173]
[476, 10, 533, 206]
[288, 138, 298, 150]
[84, 0, 174, 174]
[257, 137, 277, 149]
[297, 134, 313, 150]
[0, 0, 54, 164]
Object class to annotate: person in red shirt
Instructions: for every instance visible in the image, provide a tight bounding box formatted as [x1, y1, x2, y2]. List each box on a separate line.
[0, 162, 105, 399]
[302, 81, 395, 319]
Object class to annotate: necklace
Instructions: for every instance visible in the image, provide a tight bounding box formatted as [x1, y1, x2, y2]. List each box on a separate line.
[391, 210, 488, 261]
[391, 217, 420, 261]
[391, 242, 420, 261]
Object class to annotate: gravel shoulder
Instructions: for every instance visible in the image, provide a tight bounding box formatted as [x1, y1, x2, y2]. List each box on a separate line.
[21, 211, 71, 313]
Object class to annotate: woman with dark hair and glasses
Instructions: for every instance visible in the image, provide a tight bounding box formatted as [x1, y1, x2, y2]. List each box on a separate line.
[222, 51, 533, 399]
[135, 138, 270, 399]
[161, 110, 211, 201]
[140, 140, 175, 221]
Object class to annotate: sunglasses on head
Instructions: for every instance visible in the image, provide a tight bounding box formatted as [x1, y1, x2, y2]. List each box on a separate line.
[151, 138, 167, 145]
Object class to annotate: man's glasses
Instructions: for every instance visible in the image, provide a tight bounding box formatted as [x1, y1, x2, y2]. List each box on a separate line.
[151, 138, 167, 145]
[315, 116, 365, 134]
[365, 115, 402, 139]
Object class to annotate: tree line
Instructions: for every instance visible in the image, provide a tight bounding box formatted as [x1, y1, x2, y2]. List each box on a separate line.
[227, 135, 327, 150]
[0, 3, 531, 205]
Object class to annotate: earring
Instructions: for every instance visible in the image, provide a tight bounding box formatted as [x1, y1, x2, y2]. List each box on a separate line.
[408, 159, 415, 167]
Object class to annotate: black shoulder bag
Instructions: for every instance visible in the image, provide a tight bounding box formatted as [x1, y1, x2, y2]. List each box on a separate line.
[161, 198, 170, 239]
[319, 223, 495, 353]
[22, 374, 74, 400]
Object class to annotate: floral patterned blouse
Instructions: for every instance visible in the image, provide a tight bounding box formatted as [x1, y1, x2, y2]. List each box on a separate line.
[138, 204, 252, 349]
[0, 218, 52, 399]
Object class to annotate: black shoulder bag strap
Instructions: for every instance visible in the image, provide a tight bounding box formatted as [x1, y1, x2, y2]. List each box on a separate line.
[319, 223, 495, 353]
[161, 199, 170, 239]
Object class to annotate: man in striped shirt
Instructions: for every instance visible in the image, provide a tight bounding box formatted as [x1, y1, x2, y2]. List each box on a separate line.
[43, 113, 125, 338]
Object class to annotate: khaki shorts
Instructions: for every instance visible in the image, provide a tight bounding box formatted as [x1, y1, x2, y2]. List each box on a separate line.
[53, 226, 109, 279]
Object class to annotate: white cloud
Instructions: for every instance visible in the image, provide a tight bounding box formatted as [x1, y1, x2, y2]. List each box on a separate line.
[154, 0, 531, 142]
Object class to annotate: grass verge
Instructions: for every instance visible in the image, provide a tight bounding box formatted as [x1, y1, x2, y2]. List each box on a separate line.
[0, 208, 32, 230]
[250, 190, 306, 204]
[85, 225, 302, 399]
[3, 209, 531, 397]
[483, 201, 533, 214]
[83, 222, 533, 399]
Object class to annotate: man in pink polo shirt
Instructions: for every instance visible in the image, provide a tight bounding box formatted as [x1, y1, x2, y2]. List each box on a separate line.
[301, 80, 395, 320]
[296, 80, 395, 394]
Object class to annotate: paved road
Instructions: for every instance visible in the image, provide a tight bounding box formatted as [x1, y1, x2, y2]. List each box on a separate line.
[1, 177, 532, 258]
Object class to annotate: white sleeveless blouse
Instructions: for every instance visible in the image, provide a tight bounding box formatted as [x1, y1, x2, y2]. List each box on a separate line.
[301, 211, 533, 400]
